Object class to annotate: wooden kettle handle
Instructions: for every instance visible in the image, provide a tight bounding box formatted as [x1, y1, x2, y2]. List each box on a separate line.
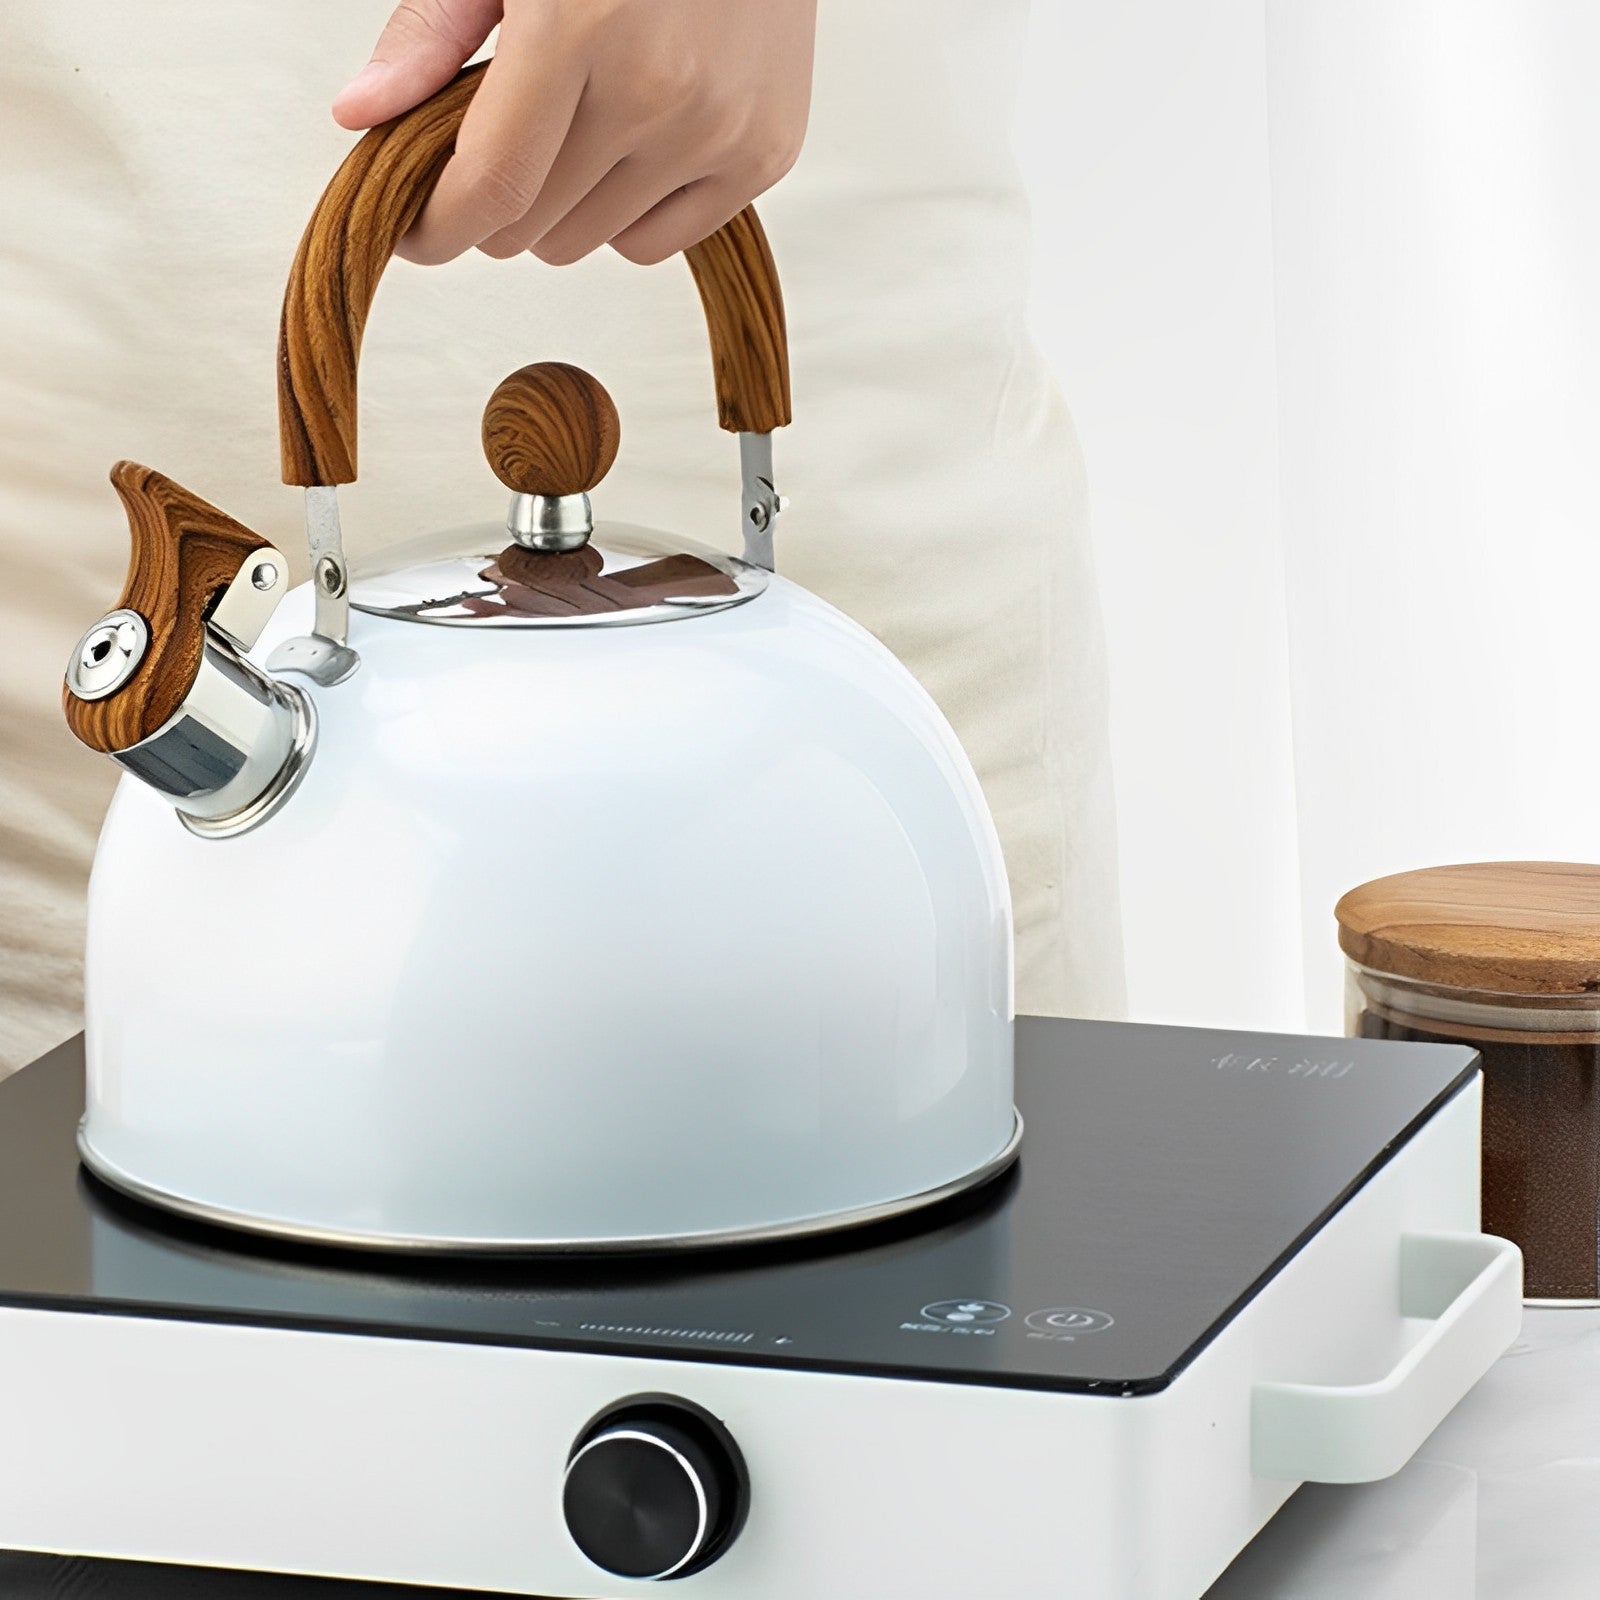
[278, 61, 791, 488]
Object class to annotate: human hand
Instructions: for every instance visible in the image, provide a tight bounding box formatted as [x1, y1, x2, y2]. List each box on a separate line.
[333, 0, 816, 266]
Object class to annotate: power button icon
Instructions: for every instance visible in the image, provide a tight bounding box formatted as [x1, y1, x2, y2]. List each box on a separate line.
[1026, 1307, 1114, 1335]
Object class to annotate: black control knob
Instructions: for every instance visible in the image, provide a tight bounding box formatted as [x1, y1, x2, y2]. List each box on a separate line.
[562, 1397, 748, 1581]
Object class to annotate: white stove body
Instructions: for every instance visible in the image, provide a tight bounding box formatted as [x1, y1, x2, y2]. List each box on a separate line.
[0, 1079, 1519, 1600]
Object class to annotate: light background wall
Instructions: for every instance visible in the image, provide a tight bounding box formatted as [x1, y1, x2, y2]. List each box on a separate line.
[1018, 0, 1600, 1033]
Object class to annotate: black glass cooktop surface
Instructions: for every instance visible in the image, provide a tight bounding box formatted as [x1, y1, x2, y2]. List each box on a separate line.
[0, 1019, 1477, 1396]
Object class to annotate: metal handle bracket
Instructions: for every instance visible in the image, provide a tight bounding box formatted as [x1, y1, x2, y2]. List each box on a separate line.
[739, 432, 786, 572]
[265, 487, 361, 685]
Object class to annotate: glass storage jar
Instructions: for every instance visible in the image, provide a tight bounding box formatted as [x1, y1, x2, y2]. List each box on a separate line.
[1338, 862, 1600, 1304]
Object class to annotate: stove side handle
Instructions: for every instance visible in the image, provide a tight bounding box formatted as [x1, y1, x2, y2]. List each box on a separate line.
[1251, 1231, 1522, 1484]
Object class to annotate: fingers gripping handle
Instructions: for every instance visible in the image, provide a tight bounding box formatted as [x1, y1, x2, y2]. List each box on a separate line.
[277, 61, 792, 489]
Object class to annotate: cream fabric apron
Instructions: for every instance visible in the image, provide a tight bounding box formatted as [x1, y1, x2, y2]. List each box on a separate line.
[0, 1, 1123, 1072]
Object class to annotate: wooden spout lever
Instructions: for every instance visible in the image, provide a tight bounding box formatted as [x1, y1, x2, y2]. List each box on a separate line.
[63, 462, 284, 754]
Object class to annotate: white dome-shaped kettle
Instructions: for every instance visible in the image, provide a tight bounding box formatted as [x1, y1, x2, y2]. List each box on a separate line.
[61, 63, 1017, 1254]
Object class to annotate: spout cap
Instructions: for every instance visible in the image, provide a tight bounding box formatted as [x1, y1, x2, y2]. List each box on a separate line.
[63, 462, 282, 755]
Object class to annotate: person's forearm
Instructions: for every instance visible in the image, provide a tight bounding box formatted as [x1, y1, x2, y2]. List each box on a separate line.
[334, 0, 817, 266]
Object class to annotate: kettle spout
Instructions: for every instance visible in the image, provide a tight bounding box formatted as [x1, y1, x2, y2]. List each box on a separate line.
[63, 462, 315, 838]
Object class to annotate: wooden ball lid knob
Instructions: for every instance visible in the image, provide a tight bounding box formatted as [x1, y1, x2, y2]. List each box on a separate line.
[482, 362, 620, 497]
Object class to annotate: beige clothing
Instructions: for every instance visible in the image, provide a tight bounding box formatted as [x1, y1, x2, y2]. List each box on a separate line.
[0, 2, 1123, 1073]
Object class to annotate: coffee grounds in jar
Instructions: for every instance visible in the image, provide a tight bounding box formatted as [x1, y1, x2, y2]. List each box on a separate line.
[1355, 1007, 1600, 1300]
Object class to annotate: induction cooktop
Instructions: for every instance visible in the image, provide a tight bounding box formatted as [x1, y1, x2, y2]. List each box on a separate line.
[0, 1017, 1478, 1397]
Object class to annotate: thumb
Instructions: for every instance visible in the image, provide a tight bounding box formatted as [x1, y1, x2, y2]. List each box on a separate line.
[333, 0, 504, 130]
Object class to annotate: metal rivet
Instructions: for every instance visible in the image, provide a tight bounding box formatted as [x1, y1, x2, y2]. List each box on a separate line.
[251, 561, 280, 591]
[66, 609, 150, 701]
[315, 556, 346, 597]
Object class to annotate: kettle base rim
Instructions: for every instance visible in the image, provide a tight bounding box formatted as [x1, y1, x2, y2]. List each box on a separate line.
[74, 1111, 1024, 1259]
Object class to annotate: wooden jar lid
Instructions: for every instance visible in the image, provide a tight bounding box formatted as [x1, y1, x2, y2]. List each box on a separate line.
[1336, 862, 1600, 996]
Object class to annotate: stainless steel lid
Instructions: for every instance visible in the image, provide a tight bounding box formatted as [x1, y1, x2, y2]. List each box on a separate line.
[349, 519, 768, 629]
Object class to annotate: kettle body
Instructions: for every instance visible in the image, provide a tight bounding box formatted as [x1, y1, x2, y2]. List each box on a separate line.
[79, 559, 1015, 1249]
[62, 64, 1018, 1253]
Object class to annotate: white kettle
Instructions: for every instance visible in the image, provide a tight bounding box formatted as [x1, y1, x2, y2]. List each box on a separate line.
[62, 66, 1016, 1253]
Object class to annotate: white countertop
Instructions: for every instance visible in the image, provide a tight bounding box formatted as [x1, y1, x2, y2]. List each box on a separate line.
[1205, 1307, 1600, 1599]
